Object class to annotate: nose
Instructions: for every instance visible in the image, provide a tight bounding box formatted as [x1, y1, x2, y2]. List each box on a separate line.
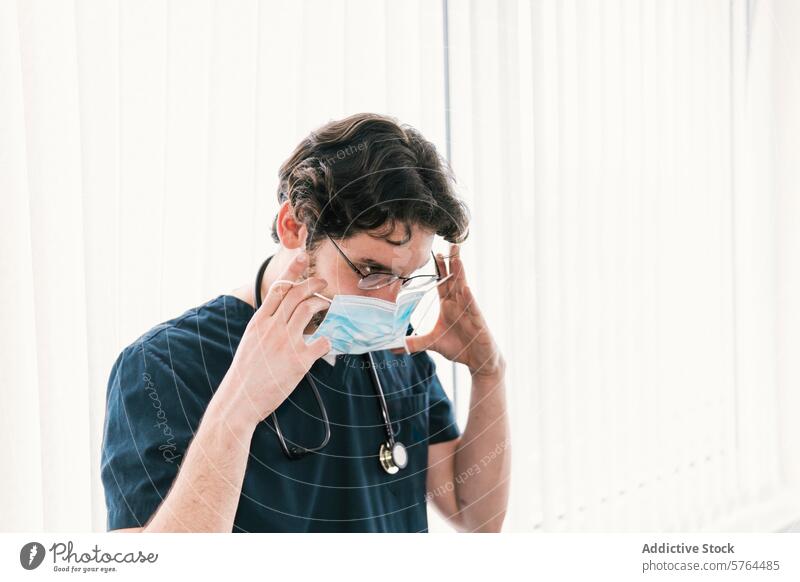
[363, 282, 401, 303]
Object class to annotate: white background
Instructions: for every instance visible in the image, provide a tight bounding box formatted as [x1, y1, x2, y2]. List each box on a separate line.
[1, 0, 800, 533]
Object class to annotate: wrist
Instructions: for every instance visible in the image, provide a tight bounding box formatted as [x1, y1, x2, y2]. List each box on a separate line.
[208, 380, 261, 437]
[469, 354, 506, 382]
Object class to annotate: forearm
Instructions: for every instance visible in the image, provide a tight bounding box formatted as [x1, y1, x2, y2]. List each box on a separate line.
[453, 367, 511, 532]
[143, 385, 256, 533]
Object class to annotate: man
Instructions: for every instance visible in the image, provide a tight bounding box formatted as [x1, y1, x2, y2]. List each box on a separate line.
[101, 112, 510, 532]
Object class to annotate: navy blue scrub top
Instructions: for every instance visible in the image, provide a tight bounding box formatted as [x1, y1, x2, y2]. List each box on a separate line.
[100, 294, 461, 532]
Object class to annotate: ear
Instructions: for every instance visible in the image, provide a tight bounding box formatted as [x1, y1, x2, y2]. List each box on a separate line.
[275, 200, 308, 249]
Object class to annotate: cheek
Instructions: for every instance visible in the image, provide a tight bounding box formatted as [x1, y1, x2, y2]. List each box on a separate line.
[367, 284, 400, 303]
[310, 260, 361, 296]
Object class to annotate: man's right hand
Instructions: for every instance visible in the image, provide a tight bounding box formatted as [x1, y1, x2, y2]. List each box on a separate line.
[216, 252, 331, 430]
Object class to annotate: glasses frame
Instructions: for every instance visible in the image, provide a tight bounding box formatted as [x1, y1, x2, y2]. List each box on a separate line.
[326, 234, 442, 290]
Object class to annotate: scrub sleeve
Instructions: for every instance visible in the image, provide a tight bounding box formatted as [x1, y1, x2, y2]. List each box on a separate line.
[100, 339, 201, 530]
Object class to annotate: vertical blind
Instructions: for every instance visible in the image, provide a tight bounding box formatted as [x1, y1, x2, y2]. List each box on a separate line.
[1, 0, 798, 533]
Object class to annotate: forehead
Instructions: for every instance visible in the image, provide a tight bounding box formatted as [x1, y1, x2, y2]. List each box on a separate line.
[338, 223, 434, 271]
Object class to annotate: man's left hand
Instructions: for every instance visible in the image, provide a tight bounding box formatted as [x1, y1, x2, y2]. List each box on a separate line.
[394, 243, 505, 379]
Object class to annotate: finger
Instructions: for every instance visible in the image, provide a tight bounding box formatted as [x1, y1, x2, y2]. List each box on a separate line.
[449, 243, 467, 284]
[435, 250, 449, 279]
[435, 252, 453, 299]
[462, 284, 486, 320]
[287, 295, 333, 336]
[404, 332, 436, 354]
[306, 336, 332, 361]
[260, 253, 309, 316]
[273, 277, 329, 323]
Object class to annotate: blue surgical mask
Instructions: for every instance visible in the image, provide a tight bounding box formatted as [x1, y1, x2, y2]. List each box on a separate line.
[305, 275, 451, 362]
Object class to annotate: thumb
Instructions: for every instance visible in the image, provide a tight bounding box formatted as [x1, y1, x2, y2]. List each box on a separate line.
[403, 333, 436, 354]
[307, 336, 332, 360]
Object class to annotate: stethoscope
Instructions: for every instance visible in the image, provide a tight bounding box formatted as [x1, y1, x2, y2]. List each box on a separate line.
[254, 255, 408, 475]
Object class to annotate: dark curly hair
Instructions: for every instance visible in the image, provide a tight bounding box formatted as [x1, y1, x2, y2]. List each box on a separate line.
[271, 112, 470, 250]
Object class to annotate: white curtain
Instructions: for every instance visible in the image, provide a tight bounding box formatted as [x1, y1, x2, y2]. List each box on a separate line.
[445, 0, 800, 532]
[1, 0, 798, 533]
[0, 0, 449, 533]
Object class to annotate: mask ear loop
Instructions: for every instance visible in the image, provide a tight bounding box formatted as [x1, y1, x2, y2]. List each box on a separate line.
[268, 279, 333, 304]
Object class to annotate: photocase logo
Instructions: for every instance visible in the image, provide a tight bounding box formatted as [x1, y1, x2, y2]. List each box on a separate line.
[19, 542, 46, 570]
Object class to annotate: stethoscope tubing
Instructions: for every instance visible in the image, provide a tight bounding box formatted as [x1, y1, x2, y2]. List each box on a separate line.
[366, 351, 396, 447]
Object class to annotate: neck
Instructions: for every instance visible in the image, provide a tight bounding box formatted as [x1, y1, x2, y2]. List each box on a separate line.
[233, 248, 303, 310]
[259, 249, 297, 305]
[262, 248, 323, 335]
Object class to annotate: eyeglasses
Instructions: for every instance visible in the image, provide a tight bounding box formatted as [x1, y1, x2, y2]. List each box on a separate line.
[326, 234, 442, 290]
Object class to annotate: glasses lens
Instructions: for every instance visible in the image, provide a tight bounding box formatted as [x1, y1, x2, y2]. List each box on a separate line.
[401, 275, 440, 290]
[358, 273, 398, 290]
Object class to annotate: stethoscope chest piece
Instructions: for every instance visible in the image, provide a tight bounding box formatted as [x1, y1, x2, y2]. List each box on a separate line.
[379, 441, 408, 475]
